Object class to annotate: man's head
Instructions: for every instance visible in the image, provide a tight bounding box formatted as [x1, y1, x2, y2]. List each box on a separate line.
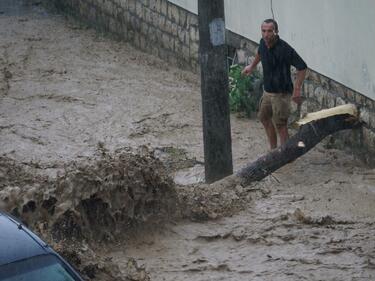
[261, 19, 278, 46]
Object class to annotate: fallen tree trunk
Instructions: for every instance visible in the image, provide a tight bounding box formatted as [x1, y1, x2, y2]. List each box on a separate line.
[213, 104, 360, 188]
[236, 104, 360, 185]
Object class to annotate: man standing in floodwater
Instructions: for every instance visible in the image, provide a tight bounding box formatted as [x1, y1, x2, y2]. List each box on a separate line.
[242, 19, 307, 150]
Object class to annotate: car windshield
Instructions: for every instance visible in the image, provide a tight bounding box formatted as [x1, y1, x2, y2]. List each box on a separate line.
[0, 254, 80, 281]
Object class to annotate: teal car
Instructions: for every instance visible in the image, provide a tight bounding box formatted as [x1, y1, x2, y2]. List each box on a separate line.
[0, 211, 84, 281]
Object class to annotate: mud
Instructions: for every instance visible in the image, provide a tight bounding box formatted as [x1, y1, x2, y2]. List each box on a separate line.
[0, 148, 176, 280]
[1, 3, 375, 281]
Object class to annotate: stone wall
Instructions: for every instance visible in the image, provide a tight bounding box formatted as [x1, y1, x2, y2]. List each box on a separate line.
[50, 0, 200, 71]
[303, 70, 375, 166]
[49, 0, 375, 166]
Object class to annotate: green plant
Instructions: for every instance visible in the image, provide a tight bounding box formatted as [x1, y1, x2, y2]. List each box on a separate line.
[228, 64, 261, 117]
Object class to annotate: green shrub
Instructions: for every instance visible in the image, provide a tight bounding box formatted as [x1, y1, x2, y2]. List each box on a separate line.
[228, 64, 261, 117]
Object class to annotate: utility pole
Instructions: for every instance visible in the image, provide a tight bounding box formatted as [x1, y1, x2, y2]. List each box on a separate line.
[198, 0, 233, 183]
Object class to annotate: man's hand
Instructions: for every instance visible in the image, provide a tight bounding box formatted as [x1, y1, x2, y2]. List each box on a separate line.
[242, 53, 261, 77]
[293, 69, 306, 105]
[292, 87, 303, 105]
[241, 65, 252, 76]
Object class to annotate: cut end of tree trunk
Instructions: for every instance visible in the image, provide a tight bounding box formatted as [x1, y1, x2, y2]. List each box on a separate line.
[297, 104, 358, 126]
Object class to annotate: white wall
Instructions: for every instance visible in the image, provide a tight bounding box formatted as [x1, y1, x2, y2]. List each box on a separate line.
[168, 0, 375, 99]
[168, 0, 197, 14]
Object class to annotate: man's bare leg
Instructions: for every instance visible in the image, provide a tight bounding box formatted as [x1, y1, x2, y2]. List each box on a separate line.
[277, 125, 289, 146]
[261, 119, 277, 149]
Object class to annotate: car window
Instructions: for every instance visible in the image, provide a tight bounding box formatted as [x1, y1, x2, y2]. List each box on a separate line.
[0, 254, 80, 281]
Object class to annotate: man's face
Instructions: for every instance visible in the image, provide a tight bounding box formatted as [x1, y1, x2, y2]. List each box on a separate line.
[261, 22, 277, 45]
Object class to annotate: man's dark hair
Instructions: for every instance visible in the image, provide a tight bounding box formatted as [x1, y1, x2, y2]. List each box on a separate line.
[263, 19, 279, 33]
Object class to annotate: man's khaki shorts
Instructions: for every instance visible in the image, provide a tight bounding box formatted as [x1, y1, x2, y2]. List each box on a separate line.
[258, 92, 291, 127]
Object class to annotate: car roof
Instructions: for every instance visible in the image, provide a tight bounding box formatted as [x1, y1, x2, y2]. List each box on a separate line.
[0, 212, 48, 266]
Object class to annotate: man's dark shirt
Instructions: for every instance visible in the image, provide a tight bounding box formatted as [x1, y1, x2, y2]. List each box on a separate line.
[258, 36, 307, 94]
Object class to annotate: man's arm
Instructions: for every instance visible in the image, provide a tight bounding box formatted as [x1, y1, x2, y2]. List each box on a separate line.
[292, 68, 306, 104]
[242, 53, 260, 76]
[289, 46, 307, 105]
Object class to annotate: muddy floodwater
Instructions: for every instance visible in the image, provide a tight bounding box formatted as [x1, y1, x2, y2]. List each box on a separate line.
[1, 3, 375, 281]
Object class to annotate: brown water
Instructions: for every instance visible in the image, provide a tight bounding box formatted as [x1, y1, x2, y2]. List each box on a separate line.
[108, 147, 375, 280]
[1, 4, 375, 281]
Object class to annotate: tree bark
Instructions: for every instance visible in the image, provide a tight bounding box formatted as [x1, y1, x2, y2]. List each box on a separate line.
[236, 112, 360, 185]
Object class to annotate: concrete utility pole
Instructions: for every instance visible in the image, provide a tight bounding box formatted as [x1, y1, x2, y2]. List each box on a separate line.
[198, 0, 233, 183]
